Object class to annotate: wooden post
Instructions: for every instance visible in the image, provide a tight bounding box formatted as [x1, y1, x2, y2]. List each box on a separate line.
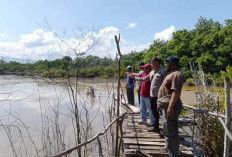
[223, 76, 231, 157]
[192, 110, 196, 147]
[114, 34, 122, 157]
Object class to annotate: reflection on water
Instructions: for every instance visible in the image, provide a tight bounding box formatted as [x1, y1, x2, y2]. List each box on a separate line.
[0, 76, 116, 157]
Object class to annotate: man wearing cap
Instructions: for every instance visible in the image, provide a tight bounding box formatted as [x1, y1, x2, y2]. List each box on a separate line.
[158, 55, 184, 157]
[137, 64, 155, 126]
[132, 57, 166, 133]
[136, 62, 144, 106]
[126, 66, 135, 105]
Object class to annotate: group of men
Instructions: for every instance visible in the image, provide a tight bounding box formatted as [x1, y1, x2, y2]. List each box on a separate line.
[125, 55, 184, 157]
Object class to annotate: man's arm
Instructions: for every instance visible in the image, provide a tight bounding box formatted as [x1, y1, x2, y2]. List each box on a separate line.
[167, 90, 181, 118]
[134, 72, 151, 82]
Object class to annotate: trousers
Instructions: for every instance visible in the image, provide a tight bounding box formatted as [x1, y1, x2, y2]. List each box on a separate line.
[162, 103, 182, 157]
[150, 97, 159, 129]
[140, 96, 154, 125]
[126, 87, 134, 105]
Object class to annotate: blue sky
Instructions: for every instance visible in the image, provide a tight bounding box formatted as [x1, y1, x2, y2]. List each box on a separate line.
[0, 0, 231, 61]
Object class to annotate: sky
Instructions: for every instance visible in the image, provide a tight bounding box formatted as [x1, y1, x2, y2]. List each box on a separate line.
[0, 0, 231, 61]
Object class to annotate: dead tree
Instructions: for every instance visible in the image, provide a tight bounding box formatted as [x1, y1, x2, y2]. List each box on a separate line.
[114, 34, 122, 157]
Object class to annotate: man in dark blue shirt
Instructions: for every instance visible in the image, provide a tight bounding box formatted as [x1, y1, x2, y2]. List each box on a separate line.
[126, 66, 135, 105]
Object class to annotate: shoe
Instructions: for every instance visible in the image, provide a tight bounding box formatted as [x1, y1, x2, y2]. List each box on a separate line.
[138, 121, 147, 125]
[146, 123, 153, 127]
[160, 146, 167, 151]
[147, 127, 160, 133]
[159, 132, 164, 138]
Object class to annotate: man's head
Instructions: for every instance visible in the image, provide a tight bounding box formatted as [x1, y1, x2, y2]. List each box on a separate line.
[126, 66, 132, 72]
[141, 64, 151, 74]
[137, 62, 145, 70]
[165, 55, 179, 72]
[151, 57, 161, 70]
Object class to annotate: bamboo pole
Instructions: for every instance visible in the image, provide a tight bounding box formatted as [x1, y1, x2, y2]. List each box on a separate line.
[114, 34, 122, 157]
[223, 76, 231, 157]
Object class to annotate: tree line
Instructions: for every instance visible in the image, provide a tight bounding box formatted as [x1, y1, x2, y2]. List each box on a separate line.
[0, 55, 116, 78]
[0, 17, 231, 82]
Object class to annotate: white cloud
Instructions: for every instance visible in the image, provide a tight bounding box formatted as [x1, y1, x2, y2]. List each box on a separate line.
[0, 34, 8, 38]
[154, 25, 175, 41]
[20, 29, 55, 48]
[126, 23, 137, 29]
[120, 44, 149, 54]
[0, 26, 149, 61]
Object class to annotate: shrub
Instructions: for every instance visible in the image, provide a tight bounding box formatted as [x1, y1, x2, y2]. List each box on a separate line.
[191, 68, 226, 156]
[186, 78, 195, 86]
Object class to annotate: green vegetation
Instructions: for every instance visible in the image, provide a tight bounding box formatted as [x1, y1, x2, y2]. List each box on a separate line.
[0, 55, 116, 78]
[0, 17, 231, 81]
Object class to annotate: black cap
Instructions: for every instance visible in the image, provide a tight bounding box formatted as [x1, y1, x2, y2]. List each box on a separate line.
[151, 57, 162, 63]
[165, 55, 179, 65]
[137, 62, 145, 66]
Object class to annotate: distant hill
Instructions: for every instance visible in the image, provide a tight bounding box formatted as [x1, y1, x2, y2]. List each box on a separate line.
[0, 56, 36, 63]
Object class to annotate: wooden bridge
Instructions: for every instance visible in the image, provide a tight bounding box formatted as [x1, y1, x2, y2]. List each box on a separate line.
[121, 103, 194, 157]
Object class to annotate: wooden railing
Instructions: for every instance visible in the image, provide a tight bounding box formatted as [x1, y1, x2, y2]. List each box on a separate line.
[50, 112, 130, 157]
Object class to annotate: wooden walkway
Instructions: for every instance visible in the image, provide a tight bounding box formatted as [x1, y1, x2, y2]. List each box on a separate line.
[122, 105, 194, 157]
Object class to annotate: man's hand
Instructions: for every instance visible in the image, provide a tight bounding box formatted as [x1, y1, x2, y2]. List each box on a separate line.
[167, 106, 174, 118]
[130, 75, 135, 79]
[167, 90, 181, 119]
[157, 106, 160, 112]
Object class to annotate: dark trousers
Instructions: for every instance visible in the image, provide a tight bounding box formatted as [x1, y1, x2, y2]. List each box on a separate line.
[138, 90, 140, 106]
[162, 104, 182, 157]
[126, 88, 134, 105]
[150, 97, 159, 129]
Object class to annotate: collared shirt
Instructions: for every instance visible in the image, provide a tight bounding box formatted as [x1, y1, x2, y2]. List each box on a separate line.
[158, 70, 184, 103]
[135, 67, 166, 97]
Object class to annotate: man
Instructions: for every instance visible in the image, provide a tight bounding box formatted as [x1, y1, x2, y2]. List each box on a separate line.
[137, 64, 154, 126]
[158, 55, 184, 157]
[136, 62, 144, 106]
[126, 66, 135, 105]
[133, 57, 166, 133]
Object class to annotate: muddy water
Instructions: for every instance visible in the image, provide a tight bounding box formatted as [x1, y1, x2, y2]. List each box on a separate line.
[0, 76, 115, 157]
[181, 86, 197, 105]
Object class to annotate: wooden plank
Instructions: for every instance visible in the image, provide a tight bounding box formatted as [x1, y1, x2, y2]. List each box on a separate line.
[123, 139, 166, 146]
[124, 149, 169, 155]
[128, 145, 193, 151]
[127, 123, 154, 126]
[125, 149, 193, 156]
[128, 145, 165, 150]
[124, 132, 189, 138]
[124, 133, 161, 138]
[123, 137, 166, 142]
[136, 150, 153, 157]
[124, 129, 144, 133]
[128, 105, 140, 113]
